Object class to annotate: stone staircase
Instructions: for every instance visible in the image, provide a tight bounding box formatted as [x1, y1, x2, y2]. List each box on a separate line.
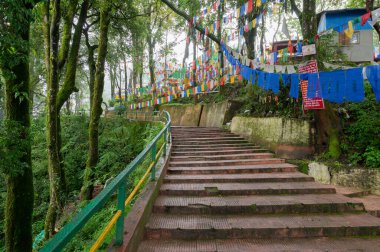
[137, 126, 380, 251]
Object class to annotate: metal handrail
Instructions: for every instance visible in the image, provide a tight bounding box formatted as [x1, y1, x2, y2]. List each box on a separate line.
[40, 110, 171, 252]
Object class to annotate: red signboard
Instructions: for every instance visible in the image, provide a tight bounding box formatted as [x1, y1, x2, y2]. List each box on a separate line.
[298, 60, 325, 110]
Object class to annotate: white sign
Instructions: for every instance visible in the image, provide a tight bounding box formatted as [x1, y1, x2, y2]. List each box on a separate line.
[302, 44, 316, 56]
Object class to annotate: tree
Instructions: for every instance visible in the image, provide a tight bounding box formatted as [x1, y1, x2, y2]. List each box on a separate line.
[42, 0, 89, 238]
[81, 0, 112, 200]
[290, 0, 342, 158]
[0, 0, 39, 250]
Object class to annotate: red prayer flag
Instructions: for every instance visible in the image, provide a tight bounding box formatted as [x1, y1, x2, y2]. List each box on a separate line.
[362, 12, 371, 26]
[288, 40, 293, 54]
[248, 0, 253, 13]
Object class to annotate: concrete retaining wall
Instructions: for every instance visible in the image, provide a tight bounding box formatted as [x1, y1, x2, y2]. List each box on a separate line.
[160, 101, 240, 128]
[159, 104, 202, 126]
[230, 116, 314, 159]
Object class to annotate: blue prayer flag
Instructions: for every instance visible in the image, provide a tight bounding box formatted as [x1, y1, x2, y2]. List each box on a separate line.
[319, 70, 345, 103]
[345, 68, 365, 102]
[290, 74, 300, 98]
[366, 65, 380, 101]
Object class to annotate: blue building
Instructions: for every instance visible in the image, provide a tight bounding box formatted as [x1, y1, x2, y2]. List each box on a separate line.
[317, 8, 374, 62]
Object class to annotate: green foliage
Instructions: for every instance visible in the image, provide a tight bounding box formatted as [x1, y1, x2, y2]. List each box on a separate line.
[0, 120, 31, 176]
[0, 115, 163, 251]
[363, 147, 380, 168]
[341, 83, 380, 168]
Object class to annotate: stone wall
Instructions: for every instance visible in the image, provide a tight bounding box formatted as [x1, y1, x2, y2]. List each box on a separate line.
[160, 101, 241, 128]
[230, 116, 314, 159]
[308, 162, 380, 196]
[199, 102, 228, 127]
[331, 169, 380, 195]
[159, 104, 202, 126]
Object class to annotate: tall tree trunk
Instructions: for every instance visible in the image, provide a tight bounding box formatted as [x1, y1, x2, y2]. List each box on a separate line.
[58, 0, 79, 71]
[217, 0, 225, 71]
[81, 2, 111, 200]
[56, 0, 89, 111]
[123, 55, 128, 101]
[290, 0, 341, 158]
[119, 63, 123, 103]
[84, 27, 97, 109]
[44, 0, 63, 239]
[192, 29, 197, 86]
[1, 2, 35, 250]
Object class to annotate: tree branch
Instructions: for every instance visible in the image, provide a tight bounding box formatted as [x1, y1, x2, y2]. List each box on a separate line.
[289, 0, 301, 18]
[160, 0, 220, 45]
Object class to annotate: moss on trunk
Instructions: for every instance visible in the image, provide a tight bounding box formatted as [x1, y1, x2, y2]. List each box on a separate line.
[81, 2, 111, 200]
[44, 0, 64, 239]
[1, 2, 35, 251]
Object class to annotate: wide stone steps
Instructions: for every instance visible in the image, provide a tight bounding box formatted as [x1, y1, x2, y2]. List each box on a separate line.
[171, 149, 269, 156]
[153, 194, 365, 215]
[168, 163, 298, 175]
[136, 126, 380, 251]
[146, 213, 380, 240]
[138, 237, 380, 252]
[164, 172, 313, 183]
[170, 153, 274, 161]
[159, 182, 336, 196]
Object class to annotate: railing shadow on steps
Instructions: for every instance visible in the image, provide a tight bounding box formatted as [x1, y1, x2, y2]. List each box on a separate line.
[40, 111, 171, 252]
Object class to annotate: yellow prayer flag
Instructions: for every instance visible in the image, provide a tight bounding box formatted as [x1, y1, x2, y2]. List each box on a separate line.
[344, 21, 354, 39]
[256, 0, 261, 8]
[201, 84, 205, 92]
[237, 9, 240, 18]
[231, 76, 235, 84]
[252, 19, 257, 28]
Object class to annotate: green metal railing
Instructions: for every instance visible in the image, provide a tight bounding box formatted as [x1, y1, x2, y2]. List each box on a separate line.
[40, 110, 171, 252]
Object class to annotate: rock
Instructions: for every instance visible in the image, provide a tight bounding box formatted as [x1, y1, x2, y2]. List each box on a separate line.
[308, 162, 331, 184]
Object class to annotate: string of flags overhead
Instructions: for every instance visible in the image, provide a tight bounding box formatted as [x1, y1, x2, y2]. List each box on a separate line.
[127, 1, 380, 110]
[221, 43, 380, 105]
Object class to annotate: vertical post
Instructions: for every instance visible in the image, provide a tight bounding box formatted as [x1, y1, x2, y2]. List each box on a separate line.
[168, 123, 171, 143]
[163, 129, 167, 157]
[151, 142, 156, 181]
[115, 181, 126, 245]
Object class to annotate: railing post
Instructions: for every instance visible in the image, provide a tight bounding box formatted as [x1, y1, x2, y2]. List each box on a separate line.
[163, 129, 167, 157]
[168, 123, 171, 144]
[115, 181, 126, 245]
[151, 142, 156, 181]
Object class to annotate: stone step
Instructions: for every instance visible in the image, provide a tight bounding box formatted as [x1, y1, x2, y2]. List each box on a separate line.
[171, 129, 225, 133]
[172, 145, 262, 152]
[138, 237, 380, 252]
[173, 142, 253, 147]
[170, 153, 274, 162]
[173, 136, 245, 142]
[171, 149, 269, 156]
[172, 140, 250, 145]
[145, 213, 380, 240]
[153, 194, 365, 215]
[159, 182, 336, 196]
[169, 158, 285, 168]
[168, 163, 298, 175]
[164, 172, 314, 183]
[171, 133, 236, 138]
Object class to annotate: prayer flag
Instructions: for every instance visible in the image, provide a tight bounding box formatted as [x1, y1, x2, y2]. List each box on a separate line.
[344, 21, 354, 39]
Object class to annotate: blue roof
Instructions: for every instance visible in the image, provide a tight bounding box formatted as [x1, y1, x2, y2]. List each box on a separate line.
[318, 8, 372, 33]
